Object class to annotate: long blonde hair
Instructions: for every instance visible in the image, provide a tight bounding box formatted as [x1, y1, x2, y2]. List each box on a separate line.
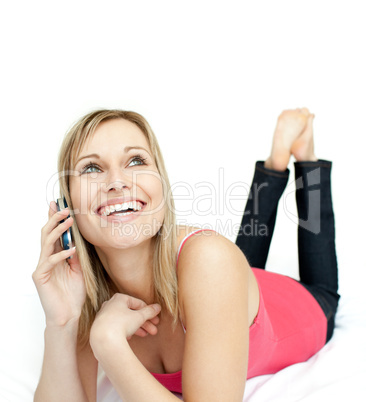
[57, 110, 178, 348]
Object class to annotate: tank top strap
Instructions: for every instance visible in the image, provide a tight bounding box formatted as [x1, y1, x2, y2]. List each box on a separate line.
[176, 228, 216, 266]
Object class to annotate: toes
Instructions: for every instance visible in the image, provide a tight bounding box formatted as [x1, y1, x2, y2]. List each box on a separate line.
[300, 107, 310, 116]
[306, 113, 315, 125]
[300, 113, 315, 137]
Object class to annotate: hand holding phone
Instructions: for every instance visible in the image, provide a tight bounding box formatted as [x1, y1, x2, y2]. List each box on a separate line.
[32, 200, 85, 328]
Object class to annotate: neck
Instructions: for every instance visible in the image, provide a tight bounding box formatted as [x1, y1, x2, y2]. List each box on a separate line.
[95, 237, 156, 305]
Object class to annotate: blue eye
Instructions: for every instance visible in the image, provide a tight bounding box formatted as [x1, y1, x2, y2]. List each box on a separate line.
[80, 154, 147, 174]
[81, 163, 101, 174]
[129, 155, 147, 167]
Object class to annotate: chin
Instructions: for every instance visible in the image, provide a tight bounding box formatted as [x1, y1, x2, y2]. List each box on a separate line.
[98, 228, 160, 250]
[77, 215, 164, 248]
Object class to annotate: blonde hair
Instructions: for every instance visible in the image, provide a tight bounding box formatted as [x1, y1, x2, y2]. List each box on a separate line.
[57, 109, 178, 348]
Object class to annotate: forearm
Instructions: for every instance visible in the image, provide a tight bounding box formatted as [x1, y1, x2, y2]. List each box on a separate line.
[95, 339, 179, 402]
[34, 321, 88, 402]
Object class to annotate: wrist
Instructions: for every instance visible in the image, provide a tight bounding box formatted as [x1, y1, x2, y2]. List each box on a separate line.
[44, 322, 80, 352]
[92, 334, 129, 362]
[45, 318, 80, 337]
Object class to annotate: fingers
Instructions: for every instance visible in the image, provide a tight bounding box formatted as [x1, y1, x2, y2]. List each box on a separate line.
[140, 304, 161, 326]
[129, 310, 160, 338]
[34, 247, 77, 278]
[126, 295, 148, 310]
[39, 216, 74, 269]
[140, 317, 159, 336]
[125, 296, 161, 322]
[134, 328, 149, 337]
[48, 200, 59, 219]
[129, 300, 161, 336]
[125, 297, 161, 335]
[42, 216, 74, 256]
[34, 203, 75, 278]
[47, 247, 77, 267]
[33, 201, 78, 285]
[105, 294, 161, 338]
[150, 315, 160, 325]
[42, 206, 71, 241]
[127, 327, 151, 340]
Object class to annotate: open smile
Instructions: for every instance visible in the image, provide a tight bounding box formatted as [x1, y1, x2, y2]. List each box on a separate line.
[95, 198, 147, 222]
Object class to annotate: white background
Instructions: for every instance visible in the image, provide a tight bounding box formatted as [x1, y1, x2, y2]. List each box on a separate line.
[1, 0, 365, 399]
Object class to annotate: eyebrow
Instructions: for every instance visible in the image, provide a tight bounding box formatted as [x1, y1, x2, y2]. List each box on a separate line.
[75, 146, 152, 166]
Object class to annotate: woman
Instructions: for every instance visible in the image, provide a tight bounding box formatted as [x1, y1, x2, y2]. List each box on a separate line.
[32, 107, 339, 401]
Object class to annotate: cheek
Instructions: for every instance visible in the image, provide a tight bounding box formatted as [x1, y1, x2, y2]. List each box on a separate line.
[137, 173, 166, 228]
[69, 183, 85, 233]
[135, 171, 163, 203]
[69, 179, 81, 214]
[70, 177, 99, 215]
[140, 174, 165, 211]
[69, 178, 95, 238]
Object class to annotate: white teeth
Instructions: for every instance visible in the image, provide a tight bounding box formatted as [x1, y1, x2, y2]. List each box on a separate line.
[100, 201, 143, 216]
[134, 201, 142, 211]
[114, 211, 135, 216]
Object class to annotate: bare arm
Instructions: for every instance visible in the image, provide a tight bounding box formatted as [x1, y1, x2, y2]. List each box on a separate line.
[89, 295, 180, 402]
[179, 231, 249, 401]
[33, 201, 94, 401]
[94, 338, 180, 402]
[34, 321, 92, 402]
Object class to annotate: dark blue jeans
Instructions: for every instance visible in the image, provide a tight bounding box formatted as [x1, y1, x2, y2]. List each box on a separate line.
[235, 160, 340, 343]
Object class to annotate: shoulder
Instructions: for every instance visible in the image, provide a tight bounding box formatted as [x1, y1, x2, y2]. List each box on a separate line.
[176, 228, 250, 323]
[175, 225, 240, 257]
[176, 226, 247, 273]
[175, 225, 202, 244]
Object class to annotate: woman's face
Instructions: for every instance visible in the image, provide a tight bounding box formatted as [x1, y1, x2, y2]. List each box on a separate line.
[69, 118, 165, 249]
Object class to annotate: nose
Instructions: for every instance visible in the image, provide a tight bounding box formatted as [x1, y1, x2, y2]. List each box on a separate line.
[101, 166, 132, 193]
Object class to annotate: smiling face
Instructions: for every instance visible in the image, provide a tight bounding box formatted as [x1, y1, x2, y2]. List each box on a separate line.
[69, 118, 166, 249]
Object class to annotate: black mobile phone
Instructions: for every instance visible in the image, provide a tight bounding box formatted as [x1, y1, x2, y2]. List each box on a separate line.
[56, 197, 74, 258]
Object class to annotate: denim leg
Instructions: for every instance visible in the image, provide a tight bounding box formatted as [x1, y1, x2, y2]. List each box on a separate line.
[294, 159, 340, 342]
[235, 161, 289, 268]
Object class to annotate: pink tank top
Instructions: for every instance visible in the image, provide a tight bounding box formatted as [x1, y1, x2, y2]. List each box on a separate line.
[151, 229, 327, 394]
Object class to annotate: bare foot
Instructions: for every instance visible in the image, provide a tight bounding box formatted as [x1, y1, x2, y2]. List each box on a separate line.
[290, 113, 318, 162]
[265, 108, 311, 171]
